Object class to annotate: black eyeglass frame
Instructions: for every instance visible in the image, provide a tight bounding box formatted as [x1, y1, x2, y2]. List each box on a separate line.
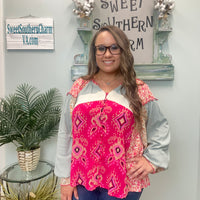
[94, 44, 121, 56]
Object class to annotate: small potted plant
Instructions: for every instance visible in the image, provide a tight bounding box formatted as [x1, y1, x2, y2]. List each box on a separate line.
[0, 84, 62, 171]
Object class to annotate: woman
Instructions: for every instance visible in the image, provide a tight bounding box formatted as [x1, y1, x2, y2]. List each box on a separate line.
[55, 25, 170, 200]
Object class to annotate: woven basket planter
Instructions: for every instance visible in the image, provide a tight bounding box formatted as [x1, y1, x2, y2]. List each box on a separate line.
[17, 147, 40, 172]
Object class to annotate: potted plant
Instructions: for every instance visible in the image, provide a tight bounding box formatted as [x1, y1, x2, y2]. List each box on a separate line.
[0, 84, 62, 171]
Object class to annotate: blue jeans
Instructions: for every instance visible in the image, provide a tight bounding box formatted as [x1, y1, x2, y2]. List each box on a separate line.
[73, 185, 143, 200]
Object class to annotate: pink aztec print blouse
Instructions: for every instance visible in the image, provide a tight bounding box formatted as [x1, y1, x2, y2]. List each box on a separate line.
[69, 78, 156, 198]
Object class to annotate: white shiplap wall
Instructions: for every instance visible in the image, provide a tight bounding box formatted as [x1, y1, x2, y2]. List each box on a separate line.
[0, 0, 5, 172]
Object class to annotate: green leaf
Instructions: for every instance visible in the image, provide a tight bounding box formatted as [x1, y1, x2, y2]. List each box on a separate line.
[0, 84, 62, 150]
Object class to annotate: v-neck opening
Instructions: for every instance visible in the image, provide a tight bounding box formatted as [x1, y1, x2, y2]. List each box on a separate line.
[92, 79, 122, 95]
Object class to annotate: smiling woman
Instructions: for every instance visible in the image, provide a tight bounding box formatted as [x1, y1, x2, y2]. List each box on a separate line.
[94, 31, 121, 80]
[55, 25, 170, 200]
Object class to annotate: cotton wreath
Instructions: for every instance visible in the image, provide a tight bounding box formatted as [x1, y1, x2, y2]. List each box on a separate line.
[154, 0, 175, 19]
[72, 0, 95, 18]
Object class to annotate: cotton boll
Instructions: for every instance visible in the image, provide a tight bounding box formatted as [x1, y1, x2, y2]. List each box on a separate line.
[85, 11, 90, 16]
[169, 4, 175, 10]
[160, 7, 166, 12]
[74, 10, 79, 14]
[159, 13, 164, 19]
[155, 3, 160, 9]
[85, 2, 91, 7]
[83, 6, 89, 11]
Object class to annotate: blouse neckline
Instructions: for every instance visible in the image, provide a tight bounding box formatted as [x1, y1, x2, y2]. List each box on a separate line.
[91, 79, 122, 94]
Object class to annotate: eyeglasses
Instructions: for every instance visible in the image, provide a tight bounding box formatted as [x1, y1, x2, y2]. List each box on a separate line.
[95, 44, 121, 56]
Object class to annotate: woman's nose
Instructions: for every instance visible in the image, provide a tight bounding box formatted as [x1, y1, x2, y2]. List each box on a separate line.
[104, 48, 112, 57]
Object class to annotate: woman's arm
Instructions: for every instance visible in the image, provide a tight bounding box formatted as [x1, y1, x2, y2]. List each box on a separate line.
[143, 100, 170, 171]
[54, 95, 79, 200]
[54, 95, 73, 178]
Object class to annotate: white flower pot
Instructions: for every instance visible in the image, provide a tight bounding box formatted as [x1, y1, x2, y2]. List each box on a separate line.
[17, 147, 40, 172]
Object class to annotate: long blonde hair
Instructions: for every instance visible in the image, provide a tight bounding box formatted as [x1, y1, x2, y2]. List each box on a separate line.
[82, 25, 143, 126]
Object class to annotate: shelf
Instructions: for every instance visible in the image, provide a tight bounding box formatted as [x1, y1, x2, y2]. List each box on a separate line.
[77, 27, 92, 31]
[71, 64, 88, 81]
[77, 28, 92, 45]
[135, 63, 174, 81]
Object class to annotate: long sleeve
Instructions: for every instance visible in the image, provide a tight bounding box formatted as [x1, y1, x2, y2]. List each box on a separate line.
[143, 100, 170, 170]
[54, 94, 73, 178]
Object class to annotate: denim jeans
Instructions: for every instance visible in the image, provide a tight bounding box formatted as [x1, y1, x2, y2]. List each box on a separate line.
[72, 185, 143, 200]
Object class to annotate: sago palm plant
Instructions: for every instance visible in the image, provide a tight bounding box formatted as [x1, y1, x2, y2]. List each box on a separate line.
[0, 83, 62, 151]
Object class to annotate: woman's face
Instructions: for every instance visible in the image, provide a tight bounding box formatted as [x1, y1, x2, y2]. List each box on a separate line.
[95, 31, 121, 75]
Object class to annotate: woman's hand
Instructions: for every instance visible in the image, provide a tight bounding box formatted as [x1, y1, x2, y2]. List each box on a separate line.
[61, 185, 79, 200]
[127, 156, 154, 180]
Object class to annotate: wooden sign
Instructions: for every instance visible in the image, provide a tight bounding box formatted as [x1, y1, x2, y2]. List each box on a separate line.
[92, 0, 154, 64]
[6, 18, 54, 50]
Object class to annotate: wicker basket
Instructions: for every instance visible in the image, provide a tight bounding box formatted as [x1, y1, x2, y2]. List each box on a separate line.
[17, 147, 40, 172]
